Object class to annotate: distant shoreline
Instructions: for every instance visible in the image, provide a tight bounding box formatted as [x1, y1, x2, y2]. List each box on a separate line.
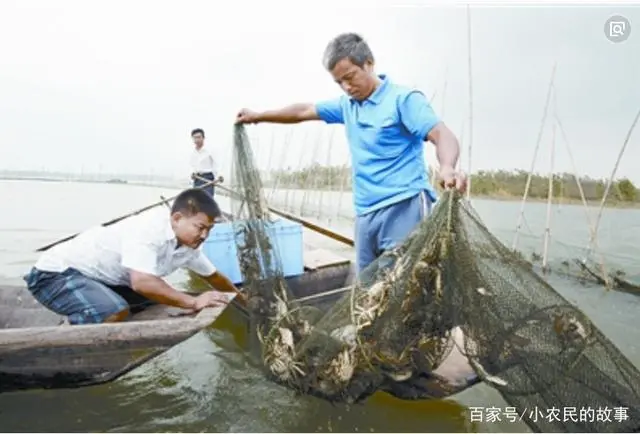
[247, 185, 640, 210]
[469, 193, 640, 210]
[2, 176, 639, 210]
[258, 184, 640, 210]
[0, 176, 129, 184]
[0, 176, 186, 190]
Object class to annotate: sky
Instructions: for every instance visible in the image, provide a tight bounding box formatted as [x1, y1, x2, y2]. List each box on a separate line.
[0, 0, 639, 184]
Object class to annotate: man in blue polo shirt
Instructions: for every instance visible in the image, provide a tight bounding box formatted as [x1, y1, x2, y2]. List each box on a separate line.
[236, 32, 466, 276]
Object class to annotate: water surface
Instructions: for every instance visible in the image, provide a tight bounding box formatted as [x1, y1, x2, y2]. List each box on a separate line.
[0, 180, 638, 433]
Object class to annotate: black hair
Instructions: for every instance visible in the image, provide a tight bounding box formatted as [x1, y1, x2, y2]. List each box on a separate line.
[191, 128, 205, 138]
[322, 32, 375, 71]
[171, 188, 221, 219]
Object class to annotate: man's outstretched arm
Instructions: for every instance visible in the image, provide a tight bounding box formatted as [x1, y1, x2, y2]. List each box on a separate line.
[237, 97, 345, 125]
[237, 104, 319, 124]
[129, 270, 198, 309]
[123, 240, 228, 310]
[186, 252, 246, 303]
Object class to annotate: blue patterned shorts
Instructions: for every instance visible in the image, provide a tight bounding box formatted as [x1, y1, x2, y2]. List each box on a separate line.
[24, 267, 154, 325]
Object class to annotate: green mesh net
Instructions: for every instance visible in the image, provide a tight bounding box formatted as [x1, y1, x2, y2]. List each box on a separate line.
[228, 124, 640, 433]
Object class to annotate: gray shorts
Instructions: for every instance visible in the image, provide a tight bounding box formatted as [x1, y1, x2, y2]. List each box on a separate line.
[354, 191, 433, 275]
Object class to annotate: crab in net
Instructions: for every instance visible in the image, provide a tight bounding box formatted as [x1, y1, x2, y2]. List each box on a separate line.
[259, 325, 306, 382]
[249, 189, 504, 399]
[256, 283, 306, 382]
[304, 228, 456, 389]
[232, 122, 640, 431]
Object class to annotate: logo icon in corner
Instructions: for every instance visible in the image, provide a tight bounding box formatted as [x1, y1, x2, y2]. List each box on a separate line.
[604, 15, 631, 43]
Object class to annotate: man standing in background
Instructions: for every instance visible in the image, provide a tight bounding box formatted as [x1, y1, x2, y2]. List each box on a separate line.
[189, 128, 221, 197]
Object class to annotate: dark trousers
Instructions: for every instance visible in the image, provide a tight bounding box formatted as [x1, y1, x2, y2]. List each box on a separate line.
[193, 172, 215, 197]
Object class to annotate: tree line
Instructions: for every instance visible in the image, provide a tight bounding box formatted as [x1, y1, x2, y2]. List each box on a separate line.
[265, 164, 639, 204]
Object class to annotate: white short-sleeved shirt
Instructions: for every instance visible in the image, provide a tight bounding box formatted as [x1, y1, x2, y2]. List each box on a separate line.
[34, 208, 217, 287]
[190, 146, 217, 173]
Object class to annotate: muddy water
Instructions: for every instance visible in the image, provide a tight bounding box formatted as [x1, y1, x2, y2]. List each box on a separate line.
[0, 180, 638, 432]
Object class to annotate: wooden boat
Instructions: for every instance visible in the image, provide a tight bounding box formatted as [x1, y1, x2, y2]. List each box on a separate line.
[0, 247, 353, 394]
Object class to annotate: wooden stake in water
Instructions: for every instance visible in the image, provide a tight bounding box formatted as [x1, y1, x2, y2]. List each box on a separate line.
[210, 179, 355, 247]
[319, 127, 336, 222]
[542, 123, 556, 272]
[512, 63, 557, 252]
[457, 119, 466, 177]
[337, 163, 347, 223]
[585, 106, 640, 258]
[554, 112, 612, 288]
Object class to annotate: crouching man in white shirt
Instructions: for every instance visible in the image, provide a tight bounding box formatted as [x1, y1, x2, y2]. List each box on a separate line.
[23, 188, 241, 325]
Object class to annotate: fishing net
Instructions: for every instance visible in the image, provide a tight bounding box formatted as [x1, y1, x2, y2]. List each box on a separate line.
[533, 256, 640, 297]
[228, 124, 640, 433]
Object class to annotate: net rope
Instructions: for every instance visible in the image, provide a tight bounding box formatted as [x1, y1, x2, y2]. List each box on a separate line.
[229, 125, 640, 433]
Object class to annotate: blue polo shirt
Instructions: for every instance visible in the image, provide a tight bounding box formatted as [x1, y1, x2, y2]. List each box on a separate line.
[315, 74, 439, 216]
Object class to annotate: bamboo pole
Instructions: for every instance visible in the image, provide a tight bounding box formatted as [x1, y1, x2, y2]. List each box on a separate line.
[36, 177, 223, 252]
[210, 179, 355, 248]
[466, 4, 474, 202]
[457, 119, 466, 174]
[319, 127, 336, 221]
[554, 113, 612, 289]
[512, 64, 557, 251]
[542, 123, 556, 272]
[586, 107, 640, 257]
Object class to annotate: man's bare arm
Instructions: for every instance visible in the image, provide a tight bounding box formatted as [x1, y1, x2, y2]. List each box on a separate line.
[426, 122, 467, 192]
[427, 122, 460, 169]
[201, 271, 239, 294]
[129, 270, 196, 309]
[239, 104, 320, 124]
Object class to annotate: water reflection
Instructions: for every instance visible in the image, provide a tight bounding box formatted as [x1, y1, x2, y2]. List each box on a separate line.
[0, 305, 477, 433]
[2, 181, 638, 433]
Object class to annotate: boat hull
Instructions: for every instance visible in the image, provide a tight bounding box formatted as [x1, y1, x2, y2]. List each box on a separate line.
[0, 280, 229, 393]
[0, 263, 354, 394]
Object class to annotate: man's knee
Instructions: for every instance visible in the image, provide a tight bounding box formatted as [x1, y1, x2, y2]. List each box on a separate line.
[103, 308, 130, 323]
[65, 277, 130, 325]
[355, 215, 377, 275]
[69, 305, 129, 325]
